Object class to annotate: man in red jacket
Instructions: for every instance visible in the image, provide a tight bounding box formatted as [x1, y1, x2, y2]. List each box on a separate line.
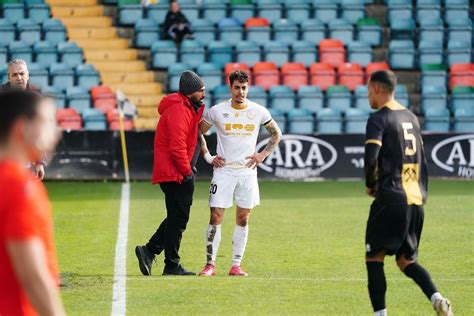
[135, 71, 206, 276]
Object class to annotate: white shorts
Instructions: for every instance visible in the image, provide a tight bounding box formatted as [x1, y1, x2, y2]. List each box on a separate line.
[208, 171, 260, 209]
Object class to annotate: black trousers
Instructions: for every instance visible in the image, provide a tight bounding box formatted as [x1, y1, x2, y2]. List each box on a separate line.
[146, 180, 194, 268]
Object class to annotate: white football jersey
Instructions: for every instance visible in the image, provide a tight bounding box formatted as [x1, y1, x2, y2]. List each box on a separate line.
[203, 99, 272, 176]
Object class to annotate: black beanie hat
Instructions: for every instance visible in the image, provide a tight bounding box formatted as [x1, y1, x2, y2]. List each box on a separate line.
[179, 71, 205, 95]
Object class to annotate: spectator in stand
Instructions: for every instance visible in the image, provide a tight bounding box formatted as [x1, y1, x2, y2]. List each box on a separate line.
[163, 0, 193, 44]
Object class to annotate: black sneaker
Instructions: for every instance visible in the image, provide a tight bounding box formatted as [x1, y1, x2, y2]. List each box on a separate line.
[135, 245, 155, 276]
[162, 264, 196, 276]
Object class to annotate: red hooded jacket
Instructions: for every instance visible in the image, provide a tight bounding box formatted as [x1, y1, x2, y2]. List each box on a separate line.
[152, 93, 205, 184]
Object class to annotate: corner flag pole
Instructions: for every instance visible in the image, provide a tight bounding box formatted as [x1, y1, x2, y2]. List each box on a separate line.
[117, 91, 130, 183]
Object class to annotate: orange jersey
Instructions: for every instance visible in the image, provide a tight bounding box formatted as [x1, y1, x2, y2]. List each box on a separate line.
[0, 160, 59, 316]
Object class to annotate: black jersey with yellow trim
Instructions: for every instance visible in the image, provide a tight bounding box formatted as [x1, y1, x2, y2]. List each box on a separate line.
[365, 100, 428, 206]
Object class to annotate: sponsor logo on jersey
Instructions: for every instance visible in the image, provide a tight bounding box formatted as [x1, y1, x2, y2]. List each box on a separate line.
[431, 134, 474, 179]
[223, 113, 230, 118]
[255, 135, 337, 180]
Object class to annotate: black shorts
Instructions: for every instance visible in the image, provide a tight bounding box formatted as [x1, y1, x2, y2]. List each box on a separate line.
[365, 199, 424, 260]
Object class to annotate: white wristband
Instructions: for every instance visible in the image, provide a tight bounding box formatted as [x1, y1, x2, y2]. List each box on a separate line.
[204, 152, 215, 164]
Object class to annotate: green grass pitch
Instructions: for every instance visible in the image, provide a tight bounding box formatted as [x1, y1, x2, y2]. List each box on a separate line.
[47, 180, 473, 315]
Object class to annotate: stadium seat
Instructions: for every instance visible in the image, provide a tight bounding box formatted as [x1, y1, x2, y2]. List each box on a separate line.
[281, 62, 308, 91]
[50, 63, 75, 91]
[0, 19, 15, 46]
[387, 0, 412, 22]
[328, 19, 354, 44]
[236, 41, 261, 67]
[288, 108, 314, 134]
[118, 4, 143, 25]
[447, 17, 472, 47]
[224, 62, 251, 84]
[347, 41, 372, 67]
[338, 63, 364, 91]
[9, 41, 33, 64]
[254, 61, 280, 91]
[453, 107, 474, 132]
[365, 62, 390, 80]
[168, 63, 190, 92]
[357, 18, 382, 47]
[273, 20, 299, 45]
[42, 19, 67, 45]
[354, 85, 371, 111]
[245, 17, 271, 44]
[420, 85, 448, 114]
[151, 40, 177, 69]
[0, 65, 7, 84]
[109, 119, 134, 131]
[285, 0, 311, 21]
[248, 85, 268, 107]
[267, 108, 286, 134]
[230, 3, 255, 23]
[27, 3, 50, 24]
[58, 42, 84, 68]
[301, 19, 326, 44]
[66, 87, 91, 113]
[264, 41, 290, 67]
[317, 108, 342, 134]
[451, 86, 474, 112]
[179, 40, 205, 68]
[445, 0, 470, 22]
[33, 41, 57, 67]
[450, 63, 474, 90]
[313, 1, 338, 24]
[43, 86, 66, 108]
[134, 19, 159, 48]
[395, 84, 410, 106]
[0, 45, 6, 66]
[269, 85, 296, 112]
[297, 85, 323, 113]
[291, 41, 317, 67]
[91, 85, 115, 101]
[207, 41, 233, 68]
[423, 107, 450, 132]
[193, 19, 216, 46]
[421, 63, 447, 93]
[17, 19, 41, 45]
[341, 0, 366, 24]
[390, 18, 416, 40]
[57, 108, 82, 130]
[389, 40, 415, 69]
[3, 3, 25, 24]
[202, 3, 226, 24]
[310, 62, 336, 91]
[212, 84, 230, 104]
[27, 63, 48, 89]
[146, 3, 168, 24]
[419, 41, 444, 66]
[196, 63, 223, 91]
[416, 0, 441, 22]
[327, 85, 352, 112]
[82, 108, 107, 130]
[319, 39, 346, 68]
[446, 41, 472, 67]
[75, 64, 100, 90]
[218, 18, 244, 45]
[419, 17, 444, 44]
[256, 2, 282, 24]
[94, 98, 117, 114]
[345, 108, 369, 134]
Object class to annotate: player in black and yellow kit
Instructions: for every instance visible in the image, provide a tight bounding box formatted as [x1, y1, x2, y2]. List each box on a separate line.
[364, 71, 453, 316]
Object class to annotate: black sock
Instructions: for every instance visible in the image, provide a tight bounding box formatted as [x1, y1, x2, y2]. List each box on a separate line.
[403, 262, 438, 301]
[366, 262, 387, 312]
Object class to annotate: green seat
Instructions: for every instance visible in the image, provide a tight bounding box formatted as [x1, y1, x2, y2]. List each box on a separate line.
[421, 63, 446, 71]
[118, 0, 140, 5]
[357, 18, 380, 27]
[327, 85, 350, 95]
[452, 86, 474, 94]
[230, 0, 252, 4]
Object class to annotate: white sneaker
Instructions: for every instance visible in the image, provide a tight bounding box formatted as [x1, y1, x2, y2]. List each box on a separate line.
[433, 298, 453, 316]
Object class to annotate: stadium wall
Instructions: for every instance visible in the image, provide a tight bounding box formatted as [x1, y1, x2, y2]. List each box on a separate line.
[45, 132, 474, 181]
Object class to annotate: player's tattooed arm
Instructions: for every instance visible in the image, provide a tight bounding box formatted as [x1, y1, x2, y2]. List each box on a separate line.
[263, 120, 282, 154]
[199, 119, 212, 135]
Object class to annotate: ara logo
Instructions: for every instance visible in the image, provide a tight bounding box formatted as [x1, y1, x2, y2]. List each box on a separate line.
[431, 134, 474, 179]
[255, 135, 337, 179]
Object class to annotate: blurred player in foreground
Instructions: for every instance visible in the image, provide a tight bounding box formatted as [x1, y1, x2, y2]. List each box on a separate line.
[364, 70, 453, 316]
[0, 91, 64, 316]
[198, 70, 282, 276]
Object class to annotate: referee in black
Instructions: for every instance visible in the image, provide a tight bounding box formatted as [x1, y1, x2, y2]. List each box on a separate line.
[364, 71, 453, 316]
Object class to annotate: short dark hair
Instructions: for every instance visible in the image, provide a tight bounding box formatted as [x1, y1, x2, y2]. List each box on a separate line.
[229, 70, 249, 86]
[369, 70, 397, 93]
[0, 90, 41, 144]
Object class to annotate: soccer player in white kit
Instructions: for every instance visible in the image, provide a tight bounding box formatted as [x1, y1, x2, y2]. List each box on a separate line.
[198, 70, 282, 276]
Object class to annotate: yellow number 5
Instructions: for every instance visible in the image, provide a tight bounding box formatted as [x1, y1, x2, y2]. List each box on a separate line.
[402, 122, 417, 156]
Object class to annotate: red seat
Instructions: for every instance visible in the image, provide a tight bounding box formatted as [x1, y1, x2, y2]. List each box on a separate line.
[90, 86, 115, 100]
[338, 63, 364, 91]
[309, 63, 336, 91]
[365, 62, 390, 81]
[449, 63, 474, 89]
[253, 61, 277, 73]
[245, 17, 269, 28]
[253, 62, 279, 90]
[281, 63, 308, 91]
[56, 108, 82, 130]
[59, 120, 82, 130]
[109, 120, 134, 131]
[94, 98, 117, 113]
[319, 39, 345, 68]
[225, 63, 251, 84]
[281, 62, 306, 74]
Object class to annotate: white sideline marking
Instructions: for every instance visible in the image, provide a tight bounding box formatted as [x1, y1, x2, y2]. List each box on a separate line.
[111, 183, 130, 316]
[129, 276, 473, 282]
